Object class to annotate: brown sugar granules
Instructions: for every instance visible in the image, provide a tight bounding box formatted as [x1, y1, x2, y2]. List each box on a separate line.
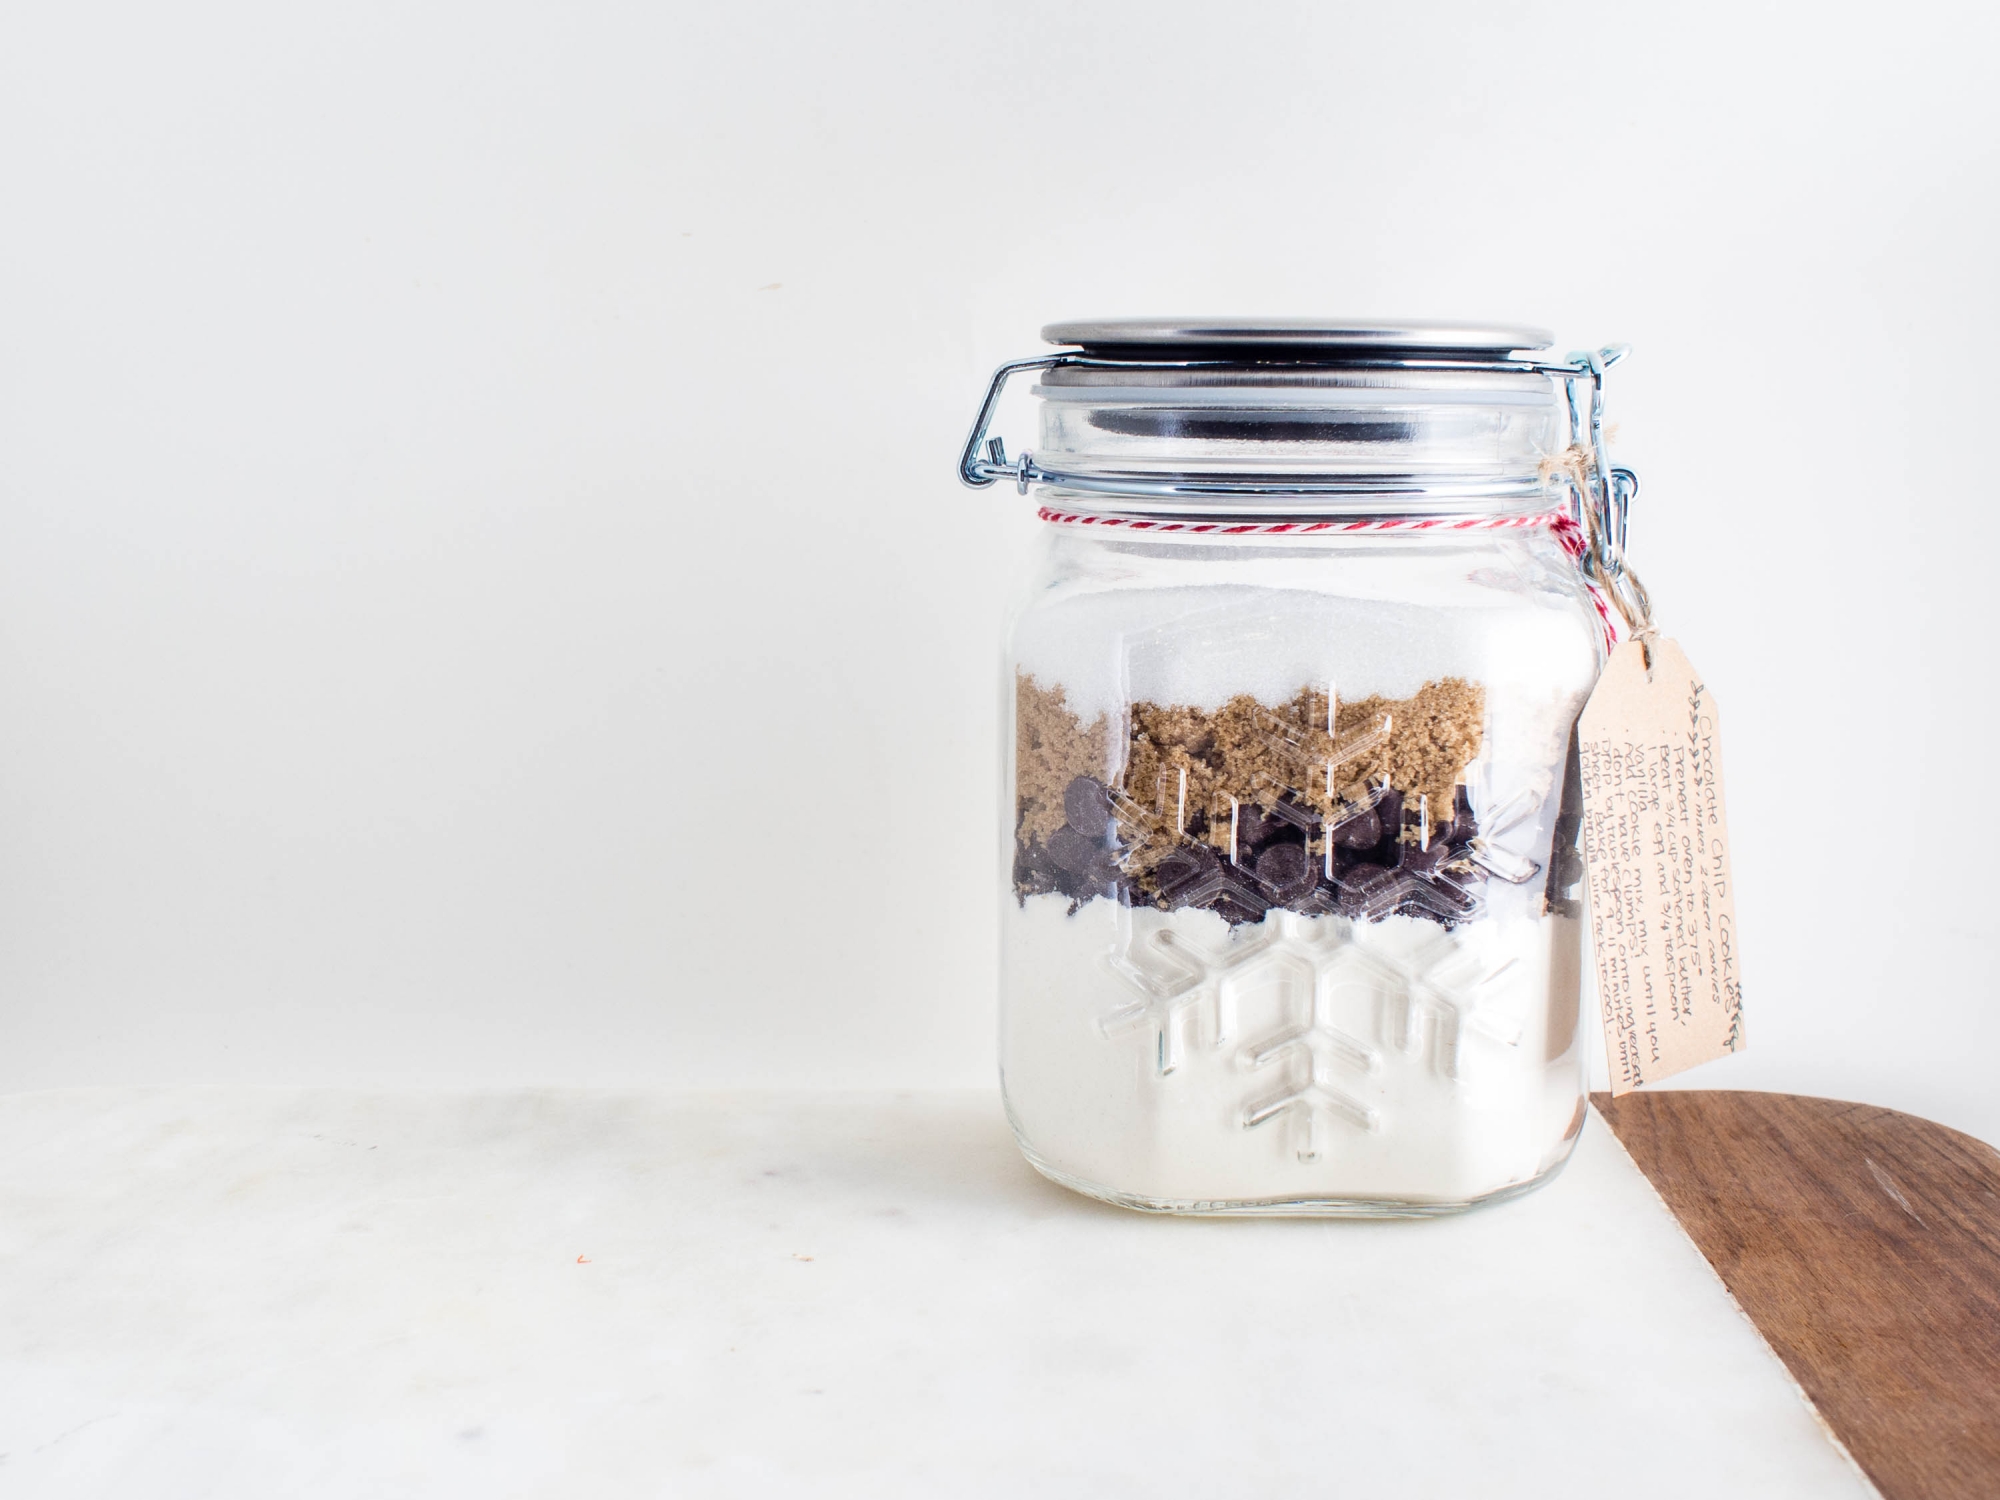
[1014, 673, 1494, 923]
[1122, 680, 1485, 851]
[1015, 671, 1485, 856]
[1015, 673, 1111, 845]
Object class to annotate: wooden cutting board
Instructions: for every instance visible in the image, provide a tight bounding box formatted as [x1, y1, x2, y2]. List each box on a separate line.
[1593, 1090, 2000, 1500]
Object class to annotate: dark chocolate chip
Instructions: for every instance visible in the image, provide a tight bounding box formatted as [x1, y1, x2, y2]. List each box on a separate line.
[1054, 858, 1127, 904]
[1292, 884, 1341, 917]
[1366, 791, 1406, 864]
[1424, 786, 1471, 846]
[1172, 861, 1271, 924]
[1063, 776, 1115, 838]
[1402, 839, 1456, 876]
[1012, 838, 1063, 899]
[1448, 786, 1478, 844]
[1046, 826, 1104, 877]
[1205, 866, 1272, 925]
[1211, 896, 1269, 926]
[1271, 797, 1322, 833]
[1373, 789, 1405, 834]
[1087, 850, 1126, 886]
[1234, 804, 1288, 851]
[1238, 799, 1317, 851]
[1329, 807, 1380, 849]
[1335, 862, 1400, 921]
[1396, 873, 1481, 922]
[1254, 841, 1316, 902]
[1152, 843, 1220, 901]
[1338, 862, 1395, 895]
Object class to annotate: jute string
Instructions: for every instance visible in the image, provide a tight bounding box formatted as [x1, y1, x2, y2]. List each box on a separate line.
[1542, 443, 1659, 663]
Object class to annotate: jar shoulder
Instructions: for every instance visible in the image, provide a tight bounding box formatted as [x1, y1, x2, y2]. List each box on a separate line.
[1007, 531, 1605, 708]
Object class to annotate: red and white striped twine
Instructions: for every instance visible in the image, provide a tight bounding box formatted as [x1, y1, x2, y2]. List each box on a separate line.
[1034, 506, 1566, 537]
[1035, 505, 1620, 651]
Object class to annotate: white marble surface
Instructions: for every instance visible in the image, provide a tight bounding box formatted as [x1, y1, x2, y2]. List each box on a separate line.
[0, 1089, 1871, 1498]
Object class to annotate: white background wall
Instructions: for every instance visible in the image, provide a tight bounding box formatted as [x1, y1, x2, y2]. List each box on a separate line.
[1, 3, 1995, 1144]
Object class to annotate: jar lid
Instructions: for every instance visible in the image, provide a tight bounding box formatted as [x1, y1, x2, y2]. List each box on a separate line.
[1039, 318, 1553, 360]
[959, 323, 1628, 536]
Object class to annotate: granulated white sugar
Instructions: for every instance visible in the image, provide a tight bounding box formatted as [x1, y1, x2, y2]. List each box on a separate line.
[1007, 539, 1600, 727]
[1001, 894, 1586, 1209]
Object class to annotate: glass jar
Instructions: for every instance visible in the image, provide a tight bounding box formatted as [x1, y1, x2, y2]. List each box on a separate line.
[966, 319, 1635, 1216]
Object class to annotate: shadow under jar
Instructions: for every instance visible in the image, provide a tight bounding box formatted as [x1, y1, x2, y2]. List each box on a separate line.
[973, 319, 1619, 1216]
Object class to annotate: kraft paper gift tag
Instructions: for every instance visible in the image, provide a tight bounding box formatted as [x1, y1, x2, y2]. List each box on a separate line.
[1578, 635, 1747, 1094]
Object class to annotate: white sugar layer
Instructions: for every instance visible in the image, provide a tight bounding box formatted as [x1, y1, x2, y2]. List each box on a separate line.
[1001, 894, 1586, 1208]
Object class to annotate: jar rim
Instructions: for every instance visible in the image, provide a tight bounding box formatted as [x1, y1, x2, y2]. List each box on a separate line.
[1039, 317, 1553, 357]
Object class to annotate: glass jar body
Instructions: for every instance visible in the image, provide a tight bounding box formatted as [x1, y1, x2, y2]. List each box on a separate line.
[1001, 520, 1604, 1214]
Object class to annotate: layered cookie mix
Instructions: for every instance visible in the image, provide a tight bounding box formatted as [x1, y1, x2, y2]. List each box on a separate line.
[1014, 672, 1509, 926]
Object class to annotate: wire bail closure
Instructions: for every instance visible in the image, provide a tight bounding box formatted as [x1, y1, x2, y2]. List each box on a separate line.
[1564, 344, 1639, 582]
[957, 355, 1068, 496]
[958, 340, 1644, 591]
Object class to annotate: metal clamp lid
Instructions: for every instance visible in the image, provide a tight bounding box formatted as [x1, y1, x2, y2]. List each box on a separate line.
[957, 327, 1640, 579]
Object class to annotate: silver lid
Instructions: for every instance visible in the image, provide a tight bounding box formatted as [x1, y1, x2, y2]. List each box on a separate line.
[1039, 318, 1552, 355]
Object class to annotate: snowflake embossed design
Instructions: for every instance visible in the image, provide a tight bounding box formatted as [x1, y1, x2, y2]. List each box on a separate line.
[1099, 909, 1291, 1075]
[1101, 906, 1531, 1165]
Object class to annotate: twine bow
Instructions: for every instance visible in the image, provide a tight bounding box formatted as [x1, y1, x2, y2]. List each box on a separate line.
[1542, 442, 1659, 666]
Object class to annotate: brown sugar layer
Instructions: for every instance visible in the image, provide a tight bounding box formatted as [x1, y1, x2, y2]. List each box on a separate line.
[1014, 673, 1528, 928]
[1123, 680, 1484, 850]
[1015, 674, 1112, 847]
